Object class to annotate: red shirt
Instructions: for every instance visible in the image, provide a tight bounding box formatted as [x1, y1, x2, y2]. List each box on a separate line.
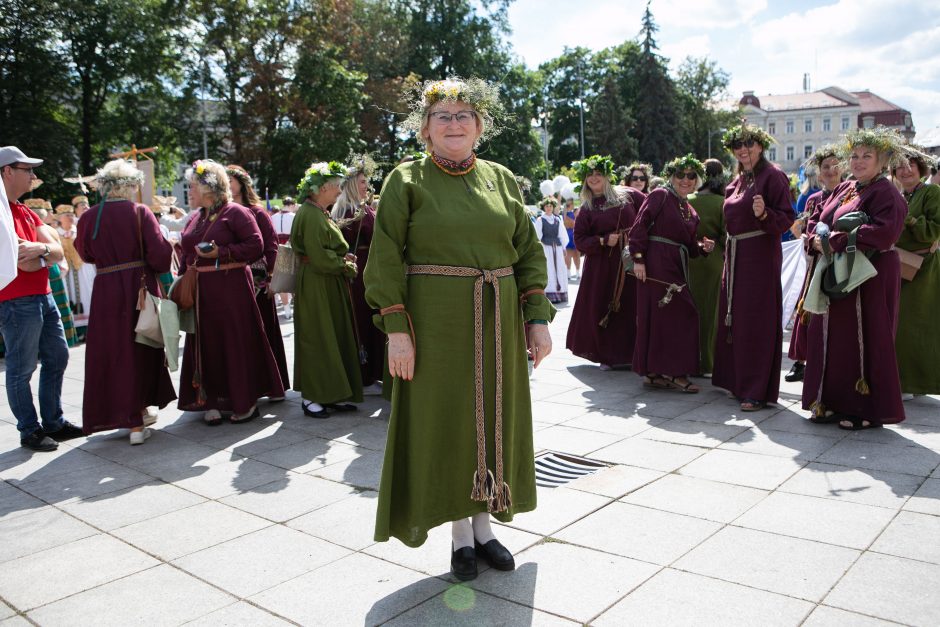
[0, 201, 50, 302]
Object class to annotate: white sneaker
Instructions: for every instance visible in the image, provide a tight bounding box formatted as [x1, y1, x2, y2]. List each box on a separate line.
[142, 408, 158, 427]
[129, 428, 152, 446]
[363, 382, 383, 396]
[284, 302, 293, 319]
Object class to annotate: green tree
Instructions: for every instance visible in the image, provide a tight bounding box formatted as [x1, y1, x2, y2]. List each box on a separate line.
[632, 2, 681, 170]
[586, 76, 638, 167]
[675, 56, 738, 160]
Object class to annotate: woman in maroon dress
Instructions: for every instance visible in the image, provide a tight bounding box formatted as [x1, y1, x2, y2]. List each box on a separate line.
[178, 160, 284, 425]
[226, 165, 289, 395]
[630, 155, 715, 393]
[566, 155, 645, 369]
[621, 162, 651, 194]
[712, 123, 794, 411]
[76, 159, 175, 445]
[802, 128, 908, 430]
[332, 157, 385, 394]
[786, 146, 842, 383]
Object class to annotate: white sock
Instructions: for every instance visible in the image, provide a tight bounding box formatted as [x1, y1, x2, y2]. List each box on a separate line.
[302, 399, 323, 412]
[451, 518, 474, 550]
[472, 512, 497, 544]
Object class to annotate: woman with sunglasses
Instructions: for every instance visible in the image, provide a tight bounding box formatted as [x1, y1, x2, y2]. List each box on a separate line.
[688, 158, 727, 375]
[712, 123, 794, 412]
[623, 162, 652, 194]
[630, 155, 716, 392]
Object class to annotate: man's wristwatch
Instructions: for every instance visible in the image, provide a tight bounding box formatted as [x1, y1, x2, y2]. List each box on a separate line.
[40, 244, 51, 259]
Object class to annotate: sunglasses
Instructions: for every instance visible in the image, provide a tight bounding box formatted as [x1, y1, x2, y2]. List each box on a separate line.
[630, 175, 648, 181]
[674, 171, 698, 181]
[730, 138, 757, 150]
[429, 110, 477, 125]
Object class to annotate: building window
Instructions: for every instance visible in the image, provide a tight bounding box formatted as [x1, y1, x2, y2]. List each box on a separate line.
[786, 146, 794, 161]
[786, 120, 794, 134]
[863, 116, 875, 129]
[804, 119, 813, 133]
[768, 147, 777, 162]
[768, 122, 776, 135]
[804, 145, 814, 159]
[823, 118, 831, 132]
[842, 116, 850, 130]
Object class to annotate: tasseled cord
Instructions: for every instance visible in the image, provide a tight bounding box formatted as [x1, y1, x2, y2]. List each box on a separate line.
[471, 468, 495, 503]
[855, 291, 870, 396]
[490, 481, 512, 513]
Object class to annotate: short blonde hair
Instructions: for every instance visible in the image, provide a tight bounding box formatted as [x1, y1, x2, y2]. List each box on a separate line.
[95, 159, 144, 200]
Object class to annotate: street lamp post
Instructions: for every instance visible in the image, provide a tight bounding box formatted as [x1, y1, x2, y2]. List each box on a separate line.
[707, 128, 727, 160]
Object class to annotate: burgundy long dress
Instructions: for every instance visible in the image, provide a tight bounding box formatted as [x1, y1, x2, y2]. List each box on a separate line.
[178, 202, 285, 413]
[247, 204, 290, 390]
[629, 188, 702, 377]
[76, 200, 176, 433]
[566, 188, 645, 366]
[712, 162, 793, 403]
[341, 205, 385, 385]
[789, 189, 830, 362]
[801, 177, 906, 424]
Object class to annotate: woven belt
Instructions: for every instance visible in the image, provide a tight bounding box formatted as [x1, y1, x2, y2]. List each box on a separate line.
[723, 230, 767, 342]
[194, 262, 247, 273]
[648, 235, 690, 286]
[406, 263, 515, 513]
[96, 260, 145, 275]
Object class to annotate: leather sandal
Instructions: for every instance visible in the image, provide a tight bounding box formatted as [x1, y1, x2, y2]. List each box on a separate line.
[740, 399, 766, 412]
[203, 409, 223, 426]
[838, 416, 882, 431]
[663, 376, 700, 394]
[230, 406, 259, 423]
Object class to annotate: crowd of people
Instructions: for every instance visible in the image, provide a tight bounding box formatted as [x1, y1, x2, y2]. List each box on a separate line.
[2, 74, 939, 582]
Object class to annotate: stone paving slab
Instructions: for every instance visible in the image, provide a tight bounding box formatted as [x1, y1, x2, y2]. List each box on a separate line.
[1, 282, 938, 625]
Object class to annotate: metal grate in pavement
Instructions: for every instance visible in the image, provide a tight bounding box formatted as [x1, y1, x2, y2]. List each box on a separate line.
[534, 451, 607, 487]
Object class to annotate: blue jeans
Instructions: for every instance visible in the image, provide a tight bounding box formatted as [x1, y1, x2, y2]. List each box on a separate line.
[0, 293, 69, 438]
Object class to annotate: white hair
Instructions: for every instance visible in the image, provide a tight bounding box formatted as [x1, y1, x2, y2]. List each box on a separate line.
[95, 159, 144, 200]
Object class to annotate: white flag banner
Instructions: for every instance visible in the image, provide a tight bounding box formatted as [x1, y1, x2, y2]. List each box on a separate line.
[0, 182, 17, 291]
[781, 238, 808, 329]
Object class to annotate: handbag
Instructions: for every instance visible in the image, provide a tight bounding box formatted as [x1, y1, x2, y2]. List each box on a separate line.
[820, 211, 877, 300]
[897, 241, 939, 281]
[170, 266, 198, 310]
[269, 243, 298, 293]
[133, 208, 165, 346]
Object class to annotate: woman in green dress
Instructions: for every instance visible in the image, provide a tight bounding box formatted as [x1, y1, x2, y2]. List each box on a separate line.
[688, 158, 726, 375]
[893, 152, 940, 395]
[364, 77, 554, 581]
[291, 162, 364, 417]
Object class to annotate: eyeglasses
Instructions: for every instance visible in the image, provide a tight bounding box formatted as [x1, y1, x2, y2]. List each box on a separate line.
[6, 165, 36, 174]
[730, 138, 757, 150]
[630, 175, 648, 181]
[429, 110, 477, 125]
[674, 172, 698, 181]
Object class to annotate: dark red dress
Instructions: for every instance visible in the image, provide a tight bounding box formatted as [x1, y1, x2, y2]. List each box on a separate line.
[178, 202, 285, 413]
[629, 189, 702, 377]
[712, 163, 794, 403]
[566, 189, 644, 366]
[801, 178, 906, 424]
[341, 205, 385, 385]
[789, 189, 829, 361]
[76, 200, 176, 433]
[247, 204, 290, 390]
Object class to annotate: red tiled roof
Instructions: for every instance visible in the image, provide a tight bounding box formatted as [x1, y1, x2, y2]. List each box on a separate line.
[852, 90, 909, 114]
[758, 91, 849, 111]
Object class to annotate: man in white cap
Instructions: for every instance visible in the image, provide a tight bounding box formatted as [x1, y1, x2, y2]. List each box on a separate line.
[0, 146, 84, 451]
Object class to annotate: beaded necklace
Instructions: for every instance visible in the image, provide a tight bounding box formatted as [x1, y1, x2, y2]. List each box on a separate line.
[431, 152, 476, 176]
[903, 183, 923, 206]
[665, 184, 693, 221]
[732, 171, 756, 199]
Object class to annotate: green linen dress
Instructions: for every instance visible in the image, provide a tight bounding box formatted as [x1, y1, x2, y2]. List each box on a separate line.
[291, 201, 364, 404]
[364, 156, 555, 548]
[895, 183, 940, 394]
[688, 190, 726, 374]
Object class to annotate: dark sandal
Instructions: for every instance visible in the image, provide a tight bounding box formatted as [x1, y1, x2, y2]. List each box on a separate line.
[740, 399, 766, 412]
[838, 416, 882, 431]
[230, 406, 259, 424]
[643, 375, 672, 390]
[809, 410, 841, 424]
[663, 376, 700, 394]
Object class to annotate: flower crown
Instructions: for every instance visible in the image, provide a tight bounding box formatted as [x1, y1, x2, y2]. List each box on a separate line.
[188, 160, 227, 194]
[538, 196, 560, 209]
[572, 155, 618, 184]
[839, 127, 920, 171]
[297, 161, 347, 199]
[346, 153, 377, 180]
[403, 76, 506, 145]
[95, 160, 145, 194]
[722, 121, 776, 151]
[661, 154, 705, 179]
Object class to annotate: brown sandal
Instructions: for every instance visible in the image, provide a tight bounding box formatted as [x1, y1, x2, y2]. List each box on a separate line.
[663, 376, 700, 394]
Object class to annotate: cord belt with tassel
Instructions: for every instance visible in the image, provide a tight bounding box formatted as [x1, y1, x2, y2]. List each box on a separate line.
[405, 263, 515, 513]
[723, 230, 768, 343]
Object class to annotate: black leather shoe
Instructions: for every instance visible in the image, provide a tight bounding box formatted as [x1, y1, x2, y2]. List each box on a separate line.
[46, 421, 84, 442]
[451, 545, 478, 581]
[303, 402, 329, 419]
[20, 430, 58, 452]
[784, 362, 805, 382]
[475, 539, 515, 571]
[324, 403, 356, 412]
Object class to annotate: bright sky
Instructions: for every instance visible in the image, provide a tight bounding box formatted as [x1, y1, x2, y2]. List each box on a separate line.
[507, 0, 940, 138]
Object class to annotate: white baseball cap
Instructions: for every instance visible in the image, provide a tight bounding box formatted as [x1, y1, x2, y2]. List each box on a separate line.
[0, 146, 43, 169]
